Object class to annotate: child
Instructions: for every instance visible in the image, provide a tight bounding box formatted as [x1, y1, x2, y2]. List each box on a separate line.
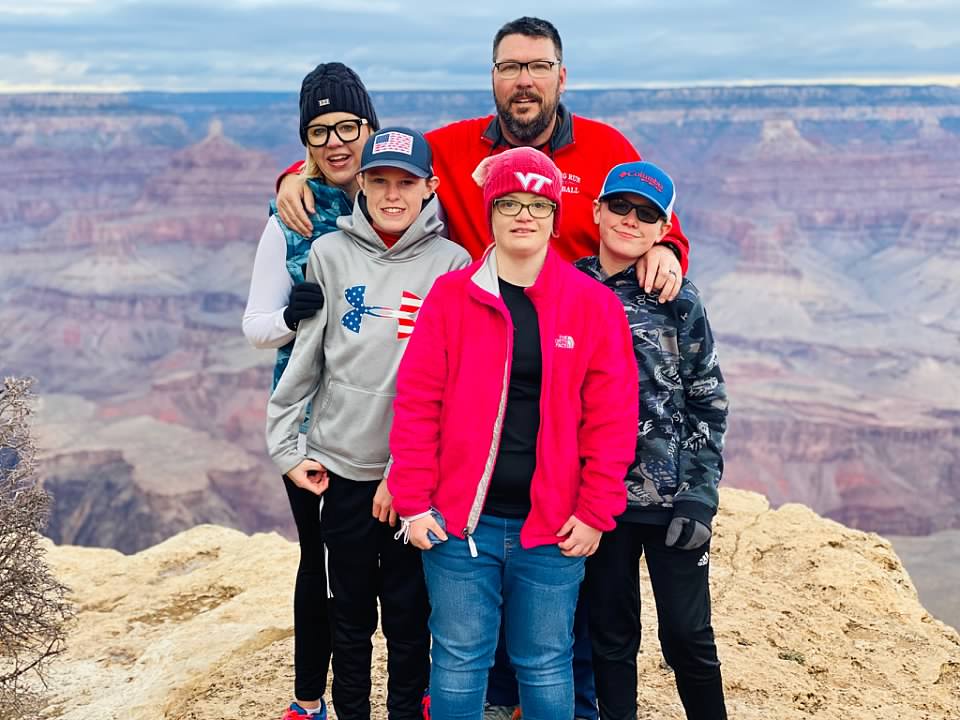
[243, 61, 377, 720]
[576, 161, 729, 720]
[267, 127, 470, 720]
[387, 147, 639, 720]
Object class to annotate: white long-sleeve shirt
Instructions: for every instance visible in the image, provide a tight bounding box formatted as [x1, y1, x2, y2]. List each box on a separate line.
[243, 216, 297, 349]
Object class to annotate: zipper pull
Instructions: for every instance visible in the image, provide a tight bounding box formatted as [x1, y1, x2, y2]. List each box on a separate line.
[464, 529, 479, 558]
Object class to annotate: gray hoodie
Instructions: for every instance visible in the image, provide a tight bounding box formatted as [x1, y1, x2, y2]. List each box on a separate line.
[266, 196, 471, 480]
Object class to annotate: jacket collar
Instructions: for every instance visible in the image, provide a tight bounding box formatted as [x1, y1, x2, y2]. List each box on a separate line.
[577, 255, 636, 286]
[468, 244, 563, 301]
[481, 103, 575, 154]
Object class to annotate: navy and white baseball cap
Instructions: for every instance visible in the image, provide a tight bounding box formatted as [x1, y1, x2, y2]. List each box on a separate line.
[359, 126, 433, 178]
[599, 161, 676, 219]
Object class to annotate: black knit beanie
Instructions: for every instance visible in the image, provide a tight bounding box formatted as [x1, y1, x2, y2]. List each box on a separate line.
[299, 62, 379, 145]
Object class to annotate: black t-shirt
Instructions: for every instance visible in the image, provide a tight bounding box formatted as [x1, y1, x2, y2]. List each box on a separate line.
[484, 279, 542, 519]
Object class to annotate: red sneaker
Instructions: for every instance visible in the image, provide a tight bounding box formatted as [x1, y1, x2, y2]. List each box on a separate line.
[281, 701, 327, 720]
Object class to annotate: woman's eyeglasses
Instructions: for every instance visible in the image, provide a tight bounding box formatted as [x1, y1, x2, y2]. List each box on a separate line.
[305, 118, 369, 147]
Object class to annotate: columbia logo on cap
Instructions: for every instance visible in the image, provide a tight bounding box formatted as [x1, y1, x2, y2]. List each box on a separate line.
[618, 170, 663, 192]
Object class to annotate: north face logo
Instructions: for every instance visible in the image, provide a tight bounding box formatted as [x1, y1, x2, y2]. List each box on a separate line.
[515, 171, 553, 193]
[554, 334, 575, 350]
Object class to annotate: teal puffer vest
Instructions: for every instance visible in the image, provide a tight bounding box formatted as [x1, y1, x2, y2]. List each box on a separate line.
[270, 179, 353, 390]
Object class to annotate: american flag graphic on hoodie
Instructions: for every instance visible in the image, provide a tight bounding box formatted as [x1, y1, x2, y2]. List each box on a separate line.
[341, 285, 422, 339]
[395, 291, 422, 339]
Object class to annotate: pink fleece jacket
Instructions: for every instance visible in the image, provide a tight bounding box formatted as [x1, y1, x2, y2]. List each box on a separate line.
[388, 247, 639, 549]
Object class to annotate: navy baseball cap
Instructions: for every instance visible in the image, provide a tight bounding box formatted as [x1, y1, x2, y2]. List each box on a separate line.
[359, 126, 433, 178]
[599, 161, 676, 219]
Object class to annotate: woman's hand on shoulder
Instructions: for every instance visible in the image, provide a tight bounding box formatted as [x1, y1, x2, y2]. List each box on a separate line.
[277, 172, 316, 236]
[557, 515, 602, 557]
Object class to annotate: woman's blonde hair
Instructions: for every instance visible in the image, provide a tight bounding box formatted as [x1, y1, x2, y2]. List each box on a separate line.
[303, 147, 323, 181]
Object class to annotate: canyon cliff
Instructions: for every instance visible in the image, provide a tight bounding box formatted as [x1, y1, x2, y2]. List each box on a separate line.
[40, 489, 960, 720]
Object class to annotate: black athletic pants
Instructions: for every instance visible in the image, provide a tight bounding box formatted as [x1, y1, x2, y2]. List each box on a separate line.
[584, 521, 727, 720]
[323, 472, 430, 720]
[283, 474, 332, 702]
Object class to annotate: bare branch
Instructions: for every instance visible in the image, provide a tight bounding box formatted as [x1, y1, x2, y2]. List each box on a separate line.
[0, 377, 74, 719]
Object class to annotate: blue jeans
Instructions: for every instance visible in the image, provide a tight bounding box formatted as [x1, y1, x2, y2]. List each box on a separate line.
[487, 587, 598, 719]
[421, 514, 585, 720]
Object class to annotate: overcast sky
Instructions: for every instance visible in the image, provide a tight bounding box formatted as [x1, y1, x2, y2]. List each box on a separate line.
[2, 0, 959, 92]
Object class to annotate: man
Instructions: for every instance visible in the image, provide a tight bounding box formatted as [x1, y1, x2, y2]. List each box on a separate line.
[275, 17, 689, 302]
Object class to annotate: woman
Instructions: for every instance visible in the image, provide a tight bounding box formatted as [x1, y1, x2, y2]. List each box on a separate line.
[242, 61, 377, 720]
[387, 147, 640, 720]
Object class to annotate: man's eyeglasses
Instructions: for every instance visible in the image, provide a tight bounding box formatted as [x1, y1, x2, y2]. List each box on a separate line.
[493, 198, 557, 219]
[493, 60, 559, 79]
[605, 196, 665, 224]
[305, 118, 369, 147]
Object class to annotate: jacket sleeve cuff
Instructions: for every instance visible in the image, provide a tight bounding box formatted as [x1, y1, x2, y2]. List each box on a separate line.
[274, 452, 305, 478]
[663, 241, 683, 263]
[671, 499, 716, 527]
[574, 503, 617, 533]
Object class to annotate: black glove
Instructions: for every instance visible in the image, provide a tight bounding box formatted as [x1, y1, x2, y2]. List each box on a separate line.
[283, 282, 325, 330]
[665, 515, 712, 550]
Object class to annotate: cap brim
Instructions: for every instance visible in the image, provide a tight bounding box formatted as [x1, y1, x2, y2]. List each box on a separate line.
[359, 159, 430, 178]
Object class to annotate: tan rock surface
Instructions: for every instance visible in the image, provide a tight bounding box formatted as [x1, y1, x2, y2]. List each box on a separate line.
[42, 489, 960, 720]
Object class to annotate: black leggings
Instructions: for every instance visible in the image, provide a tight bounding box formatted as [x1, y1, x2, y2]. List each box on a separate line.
[283, 475, 332, 702]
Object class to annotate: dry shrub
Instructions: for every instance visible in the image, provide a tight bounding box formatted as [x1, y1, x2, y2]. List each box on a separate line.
[0, 377, 73, 719]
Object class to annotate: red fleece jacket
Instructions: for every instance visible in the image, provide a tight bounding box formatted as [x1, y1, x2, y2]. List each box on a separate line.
[387, 248, 638, 549]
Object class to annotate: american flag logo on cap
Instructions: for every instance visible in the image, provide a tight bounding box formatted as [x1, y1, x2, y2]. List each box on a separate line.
[372, 131, 414, 155]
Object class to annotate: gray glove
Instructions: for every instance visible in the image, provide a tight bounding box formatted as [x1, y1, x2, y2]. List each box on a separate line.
[665, 515, 711, 550]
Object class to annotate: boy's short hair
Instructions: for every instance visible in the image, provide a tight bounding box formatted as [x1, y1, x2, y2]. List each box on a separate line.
[359, 126, 433, 178]
[599, 161, 676, 219]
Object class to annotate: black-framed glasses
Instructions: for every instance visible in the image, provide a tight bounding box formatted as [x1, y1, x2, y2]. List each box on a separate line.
[493, 198, 557, 219]
[493, 60, 559, 79]
[305, 118, 369, 147]
[605, 196, 665, 224]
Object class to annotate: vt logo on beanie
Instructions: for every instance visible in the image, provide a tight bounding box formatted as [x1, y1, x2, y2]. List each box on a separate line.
[515, 172, 554, 193]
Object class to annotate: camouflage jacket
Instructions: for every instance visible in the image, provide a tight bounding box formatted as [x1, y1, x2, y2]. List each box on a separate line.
[576, 256, 728, 527]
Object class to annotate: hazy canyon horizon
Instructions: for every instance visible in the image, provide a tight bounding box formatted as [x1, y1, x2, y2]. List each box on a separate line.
[1, 83, 958, 627]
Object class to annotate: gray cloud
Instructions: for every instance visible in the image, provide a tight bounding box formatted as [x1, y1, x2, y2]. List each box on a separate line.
[1, 0, 958, 91]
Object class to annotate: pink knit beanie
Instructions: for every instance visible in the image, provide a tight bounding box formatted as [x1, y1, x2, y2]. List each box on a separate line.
[472, 147, 563, 237]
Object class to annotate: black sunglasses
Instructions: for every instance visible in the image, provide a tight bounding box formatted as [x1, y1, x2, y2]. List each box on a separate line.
[605, 196, 665, 224]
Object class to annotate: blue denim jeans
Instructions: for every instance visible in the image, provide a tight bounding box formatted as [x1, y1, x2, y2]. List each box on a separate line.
[421, 514, 585, 720]
[487, 587, 598, 719]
